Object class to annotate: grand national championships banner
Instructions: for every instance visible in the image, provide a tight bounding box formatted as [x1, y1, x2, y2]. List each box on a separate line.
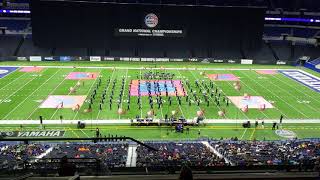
[114, 28, 185, 37]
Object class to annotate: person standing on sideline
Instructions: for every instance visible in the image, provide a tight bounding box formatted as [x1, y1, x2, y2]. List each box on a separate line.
[96, 128, 100, 138]
[279, 115, 284, 129]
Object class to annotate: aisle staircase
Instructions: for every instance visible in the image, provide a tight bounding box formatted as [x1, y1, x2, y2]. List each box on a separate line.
[126, 144, 138, 167]
[202, 141, 234, 165]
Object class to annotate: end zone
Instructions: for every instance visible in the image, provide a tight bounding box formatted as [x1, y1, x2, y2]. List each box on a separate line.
[0, 67, 18, 78]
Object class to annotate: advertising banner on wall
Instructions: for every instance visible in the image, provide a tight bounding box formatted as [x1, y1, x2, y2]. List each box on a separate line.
[227, 59, 237, 64]
[130, 58, 141, 61]
[241, 59, 253, 64]
[276, 60, 287, 65]
[89, 56, 101, 61]
[255, 60, 275, 64]
[120, 57, 131, 61]
[188, 58, 199, 62]
[16, 57, 28, 61]
[59, 56, 72, 62]
[155, 58, 170, 62]
[169, 58, 184, 62]
[103, 57, 115, 61]
[141, 58, 156, 62]
[29, 56, 42, 61]
[211, 59, 224, 63]
[43, 56, 56, 61]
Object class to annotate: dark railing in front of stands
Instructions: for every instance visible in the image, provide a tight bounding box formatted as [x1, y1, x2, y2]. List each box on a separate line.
[0, 137, 158, 151]
[0, 158, 317, 177]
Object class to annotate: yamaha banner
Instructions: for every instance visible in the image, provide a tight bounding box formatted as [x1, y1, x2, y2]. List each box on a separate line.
[1, 130, 65, 138]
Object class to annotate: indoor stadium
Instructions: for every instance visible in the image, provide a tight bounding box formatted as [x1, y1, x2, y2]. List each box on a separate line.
[0, 0, 320, 179]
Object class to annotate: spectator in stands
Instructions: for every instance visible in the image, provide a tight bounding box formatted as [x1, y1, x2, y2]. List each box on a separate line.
[58, 156, 76, 176]
[179, 165, 193, 180]
[316, 157, 320, 176]
[136, 142, 225, 168]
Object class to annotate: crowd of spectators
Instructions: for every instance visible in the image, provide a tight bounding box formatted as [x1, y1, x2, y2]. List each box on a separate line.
[0, 143, 50, 169]
[46, 143, 128, 168]
[0, 140, 319, 173]
[212, 140, 320, 168]
[136, 142, 226, 168]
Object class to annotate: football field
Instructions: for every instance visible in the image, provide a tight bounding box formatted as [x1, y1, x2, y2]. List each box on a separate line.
[0, 61, 319, 140]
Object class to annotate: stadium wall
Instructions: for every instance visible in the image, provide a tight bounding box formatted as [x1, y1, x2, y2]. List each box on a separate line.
[304, 58, 320, 73]
[0, 55, 295, 66]
[30, 0, 265, 58]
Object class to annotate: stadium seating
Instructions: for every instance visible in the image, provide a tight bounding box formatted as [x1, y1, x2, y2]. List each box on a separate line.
[54, 48, 87, 57]
[309, 57, 320, 65]
[0, 139, 319, 178]
[264, 26, 320, 38]
[110, 0, 320, 11]
[45, 143, 128, 168]
[0, 140, 319, 169]
[0, 143, 51, 170]
[0, 35, 21, 56]
[211, 140, 320, 166]
[268, 41, 292, 60]
[17, 36, 52, 56]
[292, 44, 320, 60]
[3, 0, 320, 13]
[136, 141, 226, 168]
[0, 19, 29, 31]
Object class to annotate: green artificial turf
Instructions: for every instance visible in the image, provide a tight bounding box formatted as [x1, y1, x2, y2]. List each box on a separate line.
[0, 61, 319, 140]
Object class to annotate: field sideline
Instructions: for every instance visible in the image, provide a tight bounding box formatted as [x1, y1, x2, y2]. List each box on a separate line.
[1, 124, 320, 140]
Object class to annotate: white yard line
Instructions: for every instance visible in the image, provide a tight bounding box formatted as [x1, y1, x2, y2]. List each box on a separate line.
[139, 69, 143, 118]
[2, 68, 60, 120]
[49, 83, 79, 120]
[0, 71, 26, 91]
[271, 74, 320, 106]
[0, 66, 20, 80]
[250, 128, 256, 140]
[264, 77, 319, 113]
[240, 128, 247, 140]
[166, 69, 186, 118]
[72, 69, 102, 120]
[153, 68, 164, 120]
[26, 68, 77, 120]
[225, 70, 270, 119]
[80, 129, 90, 138]
[1, 71, 43, 104]
[176, 70, 204, 119]
[119, 69, 128, 120]
[239, 71, 308, 118]
[96, 69, 116, 119]
[189, 70, 250, 119]
[217, 73, 255, 120]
